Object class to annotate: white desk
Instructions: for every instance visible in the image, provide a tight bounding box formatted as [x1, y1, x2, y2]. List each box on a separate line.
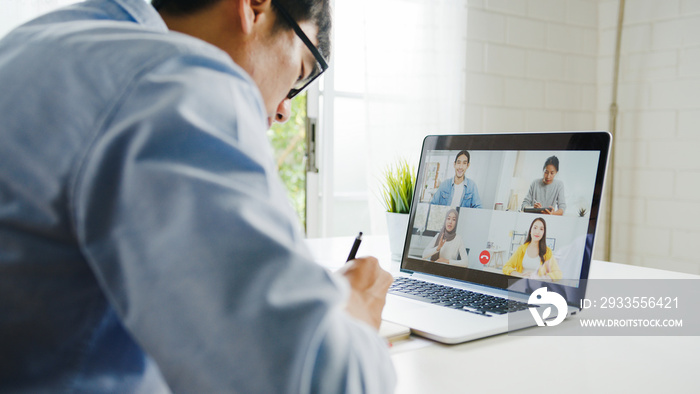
[305, 235, 700, 394]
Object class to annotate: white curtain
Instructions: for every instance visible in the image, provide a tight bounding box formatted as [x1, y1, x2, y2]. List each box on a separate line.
[0, 0, 82, 38]
[328, 0, 468, 236]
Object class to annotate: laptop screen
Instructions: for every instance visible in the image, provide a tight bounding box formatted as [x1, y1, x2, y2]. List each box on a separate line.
[401, 132, 611, 303]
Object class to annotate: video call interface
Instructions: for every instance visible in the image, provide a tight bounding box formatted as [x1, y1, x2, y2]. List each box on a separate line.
[403, 146, 602, 291]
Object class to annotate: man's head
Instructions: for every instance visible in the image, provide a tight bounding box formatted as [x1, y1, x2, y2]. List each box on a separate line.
[153, 0, 331, 125]
[453, 150, 470, 181]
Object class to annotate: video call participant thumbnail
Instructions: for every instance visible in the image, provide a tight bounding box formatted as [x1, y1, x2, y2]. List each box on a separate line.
[431, 150, 482, 208]
[522, 155, 566, 215]
[422, 208, 469, 267]
[502, 217, 562, 281]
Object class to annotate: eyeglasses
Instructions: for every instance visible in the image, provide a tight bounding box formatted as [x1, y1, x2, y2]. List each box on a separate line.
[271, 0, 329, 99]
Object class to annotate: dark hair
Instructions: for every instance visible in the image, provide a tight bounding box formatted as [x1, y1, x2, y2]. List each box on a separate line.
[151, 0, 220, 14]
[543, 155, 559, 172]
[454, 150, 470, 164]
[151, 0, 332, 61]
[525, 217, 547, 264]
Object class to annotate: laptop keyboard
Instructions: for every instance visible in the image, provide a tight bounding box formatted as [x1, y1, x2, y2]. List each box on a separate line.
[389, 277, 535, 316]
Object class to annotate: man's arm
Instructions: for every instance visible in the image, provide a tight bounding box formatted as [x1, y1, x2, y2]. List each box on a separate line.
[469, 180, 483, 208]
[73, 56, 394, 393]
[430, 180, 446, 204]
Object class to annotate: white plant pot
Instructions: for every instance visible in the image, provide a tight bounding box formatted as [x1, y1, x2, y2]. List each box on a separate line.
[386, 212, 409, 261]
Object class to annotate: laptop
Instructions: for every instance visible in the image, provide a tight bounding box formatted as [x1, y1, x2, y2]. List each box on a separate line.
[381, 131, 611, 344]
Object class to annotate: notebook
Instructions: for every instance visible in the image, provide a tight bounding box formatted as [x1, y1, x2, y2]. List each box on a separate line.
[381, 131, 611, 344]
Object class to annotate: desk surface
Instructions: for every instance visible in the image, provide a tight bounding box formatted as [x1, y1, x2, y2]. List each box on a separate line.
[305, 235, 699, 394]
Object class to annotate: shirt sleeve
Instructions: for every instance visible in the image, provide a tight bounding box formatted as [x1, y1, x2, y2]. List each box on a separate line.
[422, 234, 440, 259]
[502, 245, 525, 276]
[537, 249, 562, 281]
[430, 180, 446, 205]
[522, 180, 535, 209]
[71, 55, 395, 393]
[449, 237, 469, 266]
[468, 180, 482, 208]
[556, 181, 567, 211]
[538, 257, 563, 281]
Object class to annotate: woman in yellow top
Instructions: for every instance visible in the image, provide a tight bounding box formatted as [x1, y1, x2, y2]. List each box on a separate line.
[503, 217, 562, 281]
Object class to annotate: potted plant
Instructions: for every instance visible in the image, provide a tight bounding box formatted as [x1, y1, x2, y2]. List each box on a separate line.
[379, 158, 415, 261]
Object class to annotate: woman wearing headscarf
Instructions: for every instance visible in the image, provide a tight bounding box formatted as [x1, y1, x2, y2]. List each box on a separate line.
[422, 208, 469, 267]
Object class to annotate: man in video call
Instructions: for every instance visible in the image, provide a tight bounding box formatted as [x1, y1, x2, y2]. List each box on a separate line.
[0, 0, 396, 392]
[431, 150, 483, 208]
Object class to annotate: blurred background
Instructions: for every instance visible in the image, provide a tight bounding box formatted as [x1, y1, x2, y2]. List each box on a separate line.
[3, 0, 698, 275]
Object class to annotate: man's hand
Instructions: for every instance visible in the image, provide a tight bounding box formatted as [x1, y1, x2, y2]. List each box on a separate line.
[336, 257, 393, 330]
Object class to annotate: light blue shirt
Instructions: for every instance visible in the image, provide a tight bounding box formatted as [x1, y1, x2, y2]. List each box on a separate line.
[430, 177, 482, 208]
[0, 0, 395, 392]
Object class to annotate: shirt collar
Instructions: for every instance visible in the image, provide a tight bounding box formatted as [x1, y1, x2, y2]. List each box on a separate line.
[451, 177, 466, 187]
[112, 0, 168, 32]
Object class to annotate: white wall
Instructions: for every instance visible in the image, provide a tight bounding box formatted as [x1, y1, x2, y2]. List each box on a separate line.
[464, 0, 700, 275]
[465, 0, 598, 134]
[597, 0, 700, 274]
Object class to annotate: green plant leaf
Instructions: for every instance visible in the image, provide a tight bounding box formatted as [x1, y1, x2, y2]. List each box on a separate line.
[379, 158, 416, 214]
[267, 92, 307, 227]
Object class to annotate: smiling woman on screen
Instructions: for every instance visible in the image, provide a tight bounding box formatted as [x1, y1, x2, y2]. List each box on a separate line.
[503, 217, 562, 281]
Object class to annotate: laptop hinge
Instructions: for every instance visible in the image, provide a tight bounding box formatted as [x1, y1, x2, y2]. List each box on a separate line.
[399, 269, 414, 275]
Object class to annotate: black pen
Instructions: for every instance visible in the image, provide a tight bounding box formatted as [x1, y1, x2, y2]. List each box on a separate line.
[346, 232, 363, 262]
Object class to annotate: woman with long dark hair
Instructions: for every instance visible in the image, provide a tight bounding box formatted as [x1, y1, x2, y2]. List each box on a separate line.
[503, 217, 562, 281]
[422, 208, 469, 266]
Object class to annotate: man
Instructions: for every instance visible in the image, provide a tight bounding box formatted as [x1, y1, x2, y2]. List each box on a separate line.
[430, 150, 482, 208]
[0, 0, 395, 392]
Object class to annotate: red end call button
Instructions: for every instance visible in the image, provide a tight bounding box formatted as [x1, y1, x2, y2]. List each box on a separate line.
[479, 250, 491, 265]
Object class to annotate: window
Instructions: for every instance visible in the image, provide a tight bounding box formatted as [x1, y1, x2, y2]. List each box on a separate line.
[309, 0, 468, 237]
[0, 0, 80, 38]
[268, 94, 308, 228]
